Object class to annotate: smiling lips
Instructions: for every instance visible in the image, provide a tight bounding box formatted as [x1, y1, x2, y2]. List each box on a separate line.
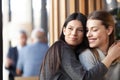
[88, 38, 96, 43]
[70, 37, 77, 41]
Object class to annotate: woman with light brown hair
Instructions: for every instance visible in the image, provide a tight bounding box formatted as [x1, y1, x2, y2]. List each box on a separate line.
[79, 10, 120, 80]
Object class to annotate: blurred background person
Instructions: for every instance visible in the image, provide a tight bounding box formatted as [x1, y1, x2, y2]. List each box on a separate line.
[5, 30, 28, 80]
[16, 28, 49, 77]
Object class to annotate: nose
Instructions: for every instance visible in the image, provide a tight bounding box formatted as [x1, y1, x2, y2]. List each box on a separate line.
[71, 29, 77, 35]
[87, 31, 92, 37]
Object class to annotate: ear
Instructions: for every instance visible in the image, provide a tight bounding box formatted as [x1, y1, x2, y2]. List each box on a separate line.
[107, 26, 113, 35]
[63, 27, 66, 35]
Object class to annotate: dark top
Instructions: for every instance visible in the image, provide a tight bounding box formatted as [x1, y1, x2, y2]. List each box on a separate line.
[6, 47, 18, 76]
[40, 40, 108, 80]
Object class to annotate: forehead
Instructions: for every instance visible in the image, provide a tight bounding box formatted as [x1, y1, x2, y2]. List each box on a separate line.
[67, 20, 83, 27]
[87, 19, 103, 27]
[19, 33, 27, 38]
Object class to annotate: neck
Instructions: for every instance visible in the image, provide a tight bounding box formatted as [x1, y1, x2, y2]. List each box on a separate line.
[99, 43, 109, 56]
[99, 37, 110, 55]
[22, 44, 26, 47]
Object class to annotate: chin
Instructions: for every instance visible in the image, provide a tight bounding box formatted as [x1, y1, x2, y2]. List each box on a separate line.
[69, 43, 78, 46]
[89, 44, 96, 48]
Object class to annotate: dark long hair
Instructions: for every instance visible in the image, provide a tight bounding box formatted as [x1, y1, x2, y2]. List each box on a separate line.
[40, 12, 89, 79]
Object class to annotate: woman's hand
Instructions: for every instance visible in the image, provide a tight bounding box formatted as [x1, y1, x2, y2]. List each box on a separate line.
[102, 41, 120, 68]
[108, 41, 120, 61]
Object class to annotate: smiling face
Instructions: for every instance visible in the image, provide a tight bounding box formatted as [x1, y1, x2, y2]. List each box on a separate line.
[63, 20, 84, 46]
[86, 19, 113, 50]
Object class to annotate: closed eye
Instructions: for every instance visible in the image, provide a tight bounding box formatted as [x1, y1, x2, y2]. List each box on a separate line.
[68, 27, 73, 30]
[78, 29, 83, 32]
[93, 29, 98, 32]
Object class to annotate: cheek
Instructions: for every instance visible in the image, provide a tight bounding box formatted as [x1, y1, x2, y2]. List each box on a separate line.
[97, 31, 108, 39]
[95, 32, 108, 45]
[78, 33, 84, 41]
[99, 34, 108, 41]
[92, 31, 102, 38]
[63, 29, 70, 36]
[95, 33, 101, 38]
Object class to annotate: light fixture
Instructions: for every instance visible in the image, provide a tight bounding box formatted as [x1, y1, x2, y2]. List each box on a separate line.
[106, 0, 112, 4]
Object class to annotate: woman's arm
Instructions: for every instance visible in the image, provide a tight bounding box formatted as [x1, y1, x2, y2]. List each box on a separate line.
[62, 43, 120, 80]
[102, 41, 120, 68]
[62, 46, 107, 80]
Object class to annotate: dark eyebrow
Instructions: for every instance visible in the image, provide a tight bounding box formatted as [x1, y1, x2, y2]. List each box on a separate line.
[68, 25, 83, 29]
[78, 27, 83, 29]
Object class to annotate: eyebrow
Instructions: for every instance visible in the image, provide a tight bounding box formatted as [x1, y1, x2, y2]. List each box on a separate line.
[87, 26, 99, 28]
[69, 25, 83, 28]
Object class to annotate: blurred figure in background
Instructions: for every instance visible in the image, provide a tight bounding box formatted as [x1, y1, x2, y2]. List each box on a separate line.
[5, 30, 28, 80]
[16, 28, 49, 77]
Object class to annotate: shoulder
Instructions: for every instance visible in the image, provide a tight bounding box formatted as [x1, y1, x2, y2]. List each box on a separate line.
[79, 49, 99, 70]
[8, 46, 18, 54]
[9, 46, 17, 50]
[79, 49, 94, 62]
[45, 40, 63, 54]
[50, 40, 65, 48]
[79, 49, 93, 57]
[18, 45, 30, 55]
[13, 46, 17, 49]
[39, 42, 49, 49]
[79, 49, 97, 64]
[23, 44, 34, 50]
[53, 40, 65, 45]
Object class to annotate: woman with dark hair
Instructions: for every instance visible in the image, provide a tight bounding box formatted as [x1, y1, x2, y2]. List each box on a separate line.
[40, 12, 120, 80]
[79, 10, 120, 80]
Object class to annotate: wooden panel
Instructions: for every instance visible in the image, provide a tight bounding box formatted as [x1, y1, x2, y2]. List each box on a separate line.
[96, 0, 101, 10]
[101, 0, 104, 9]
[59, 0, 66, 33]
[54, 0, 59, 42]
[88, 0, 95, 14]
[69, 0, 75, 14]
[49, 0, 54, 45]
[79, 0, 86, 15]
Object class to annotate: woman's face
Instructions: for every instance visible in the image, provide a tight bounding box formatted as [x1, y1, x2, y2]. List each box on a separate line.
[86, 19, 112, 49]
[63, 20, 84, 46]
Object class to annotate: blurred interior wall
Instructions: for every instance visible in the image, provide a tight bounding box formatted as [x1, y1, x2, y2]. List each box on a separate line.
[2, 0, 33, 80]
[0, 0, 3, 80]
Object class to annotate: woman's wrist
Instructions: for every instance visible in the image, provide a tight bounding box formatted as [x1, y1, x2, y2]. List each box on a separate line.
[101, 54, 114, 68]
